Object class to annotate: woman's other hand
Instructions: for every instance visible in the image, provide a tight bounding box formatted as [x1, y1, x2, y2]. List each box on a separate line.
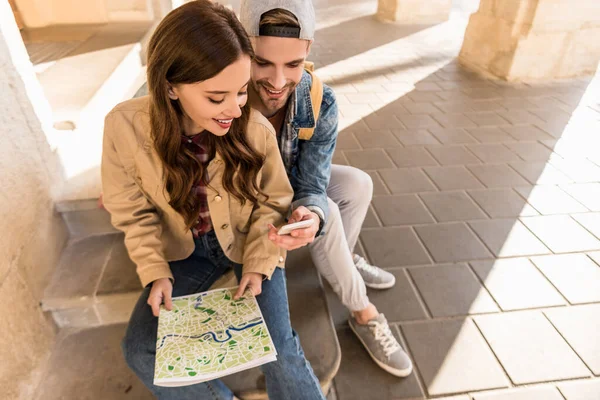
[148, 277, 173, 317]
[234, 272, 263, 299]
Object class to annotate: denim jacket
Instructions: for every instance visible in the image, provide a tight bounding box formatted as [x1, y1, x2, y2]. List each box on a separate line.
[279, 70, 338, 228]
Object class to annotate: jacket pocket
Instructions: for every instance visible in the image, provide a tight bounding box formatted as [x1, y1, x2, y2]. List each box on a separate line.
[234, 201, 254, 234]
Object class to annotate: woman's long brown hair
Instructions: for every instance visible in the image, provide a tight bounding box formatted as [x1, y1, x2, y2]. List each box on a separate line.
[146, 0, 266, 230]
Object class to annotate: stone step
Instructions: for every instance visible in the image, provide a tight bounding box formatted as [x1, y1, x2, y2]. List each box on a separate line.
[41, 232, 341, 398]
[55, 199, 118, 238]
[33, 323, 338, 400]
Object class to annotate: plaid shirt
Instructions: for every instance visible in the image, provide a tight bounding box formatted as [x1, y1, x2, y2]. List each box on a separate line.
[278, 89, 299, 174]
[181, 133, 213, 237]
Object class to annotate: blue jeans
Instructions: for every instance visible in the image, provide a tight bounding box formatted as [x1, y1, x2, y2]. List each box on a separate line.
[121, 230, 325, 400]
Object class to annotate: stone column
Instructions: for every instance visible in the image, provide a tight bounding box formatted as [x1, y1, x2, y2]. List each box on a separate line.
[0, 2, 68, 398]
[376, 0, 453, 24]
[459, 0, 600, 81]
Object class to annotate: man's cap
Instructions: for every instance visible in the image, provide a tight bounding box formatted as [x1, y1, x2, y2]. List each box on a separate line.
[240, 0, 315, 41]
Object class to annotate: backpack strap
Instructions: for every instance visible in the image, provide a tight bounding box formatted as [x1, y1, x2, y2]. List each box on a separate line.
[298, 67, 323, 141]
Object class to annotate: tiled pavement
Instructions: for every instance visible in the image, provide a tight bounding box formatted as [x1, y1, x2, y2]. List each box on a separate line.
[307, 0, 600, 399]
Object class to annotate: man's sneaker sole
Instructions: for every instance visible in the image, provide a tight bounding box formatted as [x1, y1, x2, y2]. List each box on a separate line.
[349, 319, 413, 378]
[364, 279, 396, 290]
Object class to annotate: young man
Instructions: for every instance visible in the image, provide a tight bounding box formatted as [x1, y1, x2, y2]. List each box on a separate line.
[240, 0, 413, 377]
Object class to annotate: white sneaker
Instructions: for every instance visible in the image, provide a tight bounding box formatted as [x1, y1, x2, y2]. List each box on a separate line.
[349, 314, 413, 377]
[354, 255, 396, 289]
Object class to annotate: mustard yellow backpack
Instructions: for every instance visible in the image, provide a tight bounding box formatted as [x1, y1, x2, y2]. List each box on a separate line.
[298, 61, 324, 141]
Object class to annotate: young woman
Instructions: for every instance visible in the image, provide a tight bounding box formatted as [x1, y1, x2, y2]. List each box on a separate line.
[101, 2, 325, 399]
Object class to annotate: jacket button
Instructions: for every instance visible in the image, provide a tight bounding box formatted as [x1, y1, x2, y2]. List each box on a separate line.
[279, 256, 284, 263]
[214, 195, 222, 202]
[221, 224, 229, 230]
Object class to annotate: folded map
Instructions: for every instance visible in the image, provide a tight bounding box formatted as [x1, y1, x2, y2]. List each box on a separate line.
[154, 287, 277, 387]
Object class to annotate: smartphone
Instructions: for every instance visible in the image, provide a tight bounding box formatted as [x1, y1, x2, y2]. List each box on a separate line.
[277, 219, 315, 236]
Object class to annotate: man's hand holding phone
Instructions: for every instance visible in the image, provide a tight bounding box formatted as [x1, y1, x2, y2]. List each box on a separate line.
[268, 206, 320, 251]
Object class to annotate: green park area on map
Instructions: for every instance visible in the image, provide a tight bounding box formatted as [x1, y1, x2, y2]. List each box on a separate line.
[154, 287, 277, 387]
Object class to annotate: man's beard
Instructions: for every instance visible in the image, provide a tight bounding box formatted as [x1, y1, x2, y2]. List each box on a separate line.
[253, 80, 297, 116]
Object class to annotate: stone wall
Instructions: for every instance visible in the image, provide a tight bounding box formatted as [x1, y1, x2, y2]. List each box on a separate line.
[14, 0, 154, 28]
[376, 0, 453, 24]
[460, 0, 600, 80]
[0, 3, 69, 399]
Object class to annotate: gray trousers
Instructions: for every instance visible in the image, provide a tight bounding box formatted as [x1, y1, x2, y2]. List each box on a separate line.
[308, 164, 373, 312]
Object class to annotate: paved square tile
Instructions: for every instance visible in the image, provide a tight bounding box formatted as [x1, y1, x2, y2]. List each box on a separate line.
[433, 100, 473, 113]
[335, 132, 361, 150]
[501, 125, 555, 141]
[362, 205, 380, 228]
[469, 219, 550, 257]
[429, 128, 477, 144]
[408, 264, 498, 317]
[426, 145, 481, 165]
[415, 82, 442, 92]
[431, 113, 478, 128]
[474, 311, 590, 385]
[572, 213, 600, 239]
[353, 129, 402, 149]
[339, 104, 375, 119]
[419, 191, 487, 222]
[466, 127, 516, 143]
[497, 111, 545, 126]
[464, 112, 509, 127]
[401, 318, 508, 396]
[397, 114, 442, 129]
[366, 171, 389, 195]
[379, 168, 437, 194]
[530, 254, 600, 304]
[520, 215, 600, 253]
[392, 129, 441, 146]
[505, 142, 555, 161]
[587, 251, 600, 265]
[514, 185, 588, 214]
[560, 183, 600, 211]
[408, 92, 442, 103]
[386, 147, 438, 168]
[345, 149, 395, 170]
[367, 269, 428, 322]
[360, 228, 431, 268]
[403, 101, 440, 114]
[415, 223, 492, 262]
[549, 159, 600, 184]
[346, 93, 383, 105]
[470, 259, 565, 311]
[334, 328, 424, 400]
[332, 151, 348, 165]
[466, 144, 522, 163]
[472, 387, 565, 400]
[510, 161, 573, 185]
[467, 188, 539, 218]
[546, 304, 600, 375]
[372, 195, 434, 226]
[424, 166, 485, 190]
[467, 164, 530, 188]
[470, 100, 505, 112]
[558, 379, 600, 400]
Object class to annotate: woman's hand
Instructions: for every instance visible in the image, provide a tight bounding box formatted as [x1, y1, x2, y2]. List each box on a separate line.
[234, 272, 263, 299]
[148, 277, 173, 317]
